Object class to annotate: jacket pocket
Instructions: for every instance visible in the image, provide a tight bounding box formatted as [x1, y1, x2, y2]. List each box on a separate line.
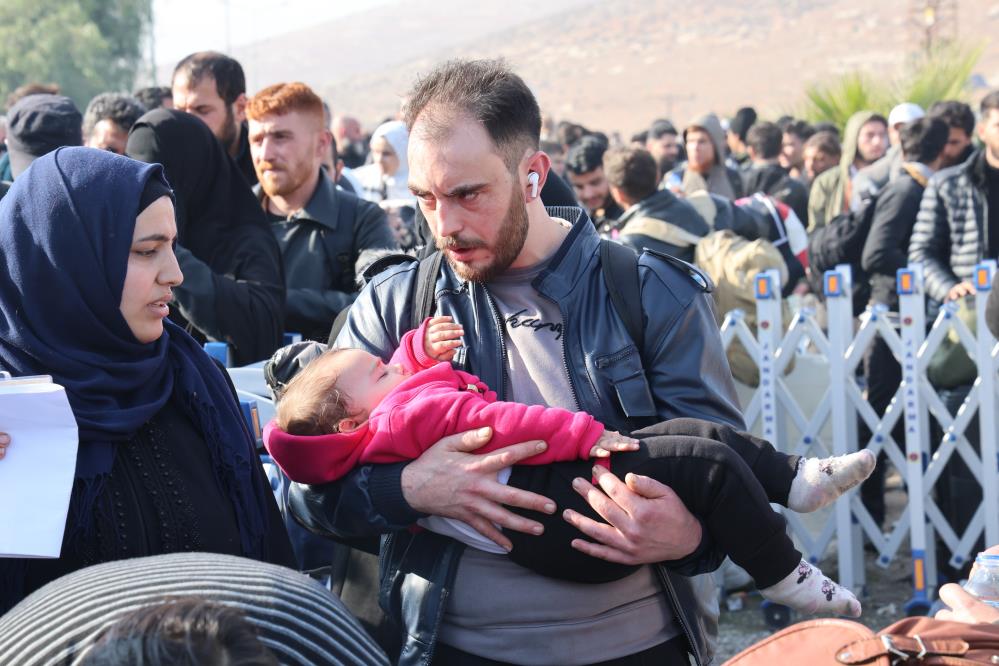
[594, 346, 656, 419]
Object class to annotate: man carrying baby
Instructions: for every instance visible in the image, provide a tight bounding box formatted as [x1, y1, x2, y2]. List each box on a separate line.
[291, 58, 796, 666]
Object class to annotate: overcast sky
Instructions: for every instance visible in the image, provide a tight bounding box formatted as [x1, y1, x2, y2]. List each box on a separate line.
[152, 0, 395, 65]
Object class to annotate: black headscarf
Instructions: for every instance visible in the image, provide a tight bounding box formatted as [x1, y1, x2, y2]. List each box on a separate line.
[125, 109, 285, 364]
[125, 108, 270, 266]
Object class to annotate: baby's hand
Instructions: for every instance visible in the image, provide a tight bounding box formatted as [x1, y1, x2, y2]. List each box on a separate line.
[424, 316, 464, 362]
[589, 430, 640, 458]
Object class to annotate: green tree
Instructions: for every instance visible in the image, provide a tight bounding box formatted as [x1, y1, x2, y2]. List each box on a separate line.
[0, 0, 151, 111]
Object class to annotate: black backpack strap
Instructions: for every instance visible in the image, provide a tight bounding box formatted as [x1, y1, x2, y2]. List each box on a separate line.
[411, 251, 444, 331]
[599, 240, 644, 355]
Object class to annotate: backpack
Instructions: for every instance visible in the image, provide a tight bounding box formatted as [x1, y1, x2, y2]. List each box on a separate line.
[807, 194, 878, 316]
[723, 616, 999, 665]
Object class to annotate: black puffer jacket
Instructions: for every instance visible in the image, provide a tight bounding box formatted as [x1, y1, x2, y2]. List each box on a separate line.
[742, 163, 809, 225]
[616, 189, 709, 261]
[862, 166, 928, 309]
[910, 149, 992, 303]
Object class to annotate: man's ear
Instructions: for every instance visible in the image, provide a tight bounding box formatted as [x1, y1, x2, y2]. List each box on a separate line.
[524, 150, 553, 201]
[339, 418, 360, 433]
[233, 93, 248, 124]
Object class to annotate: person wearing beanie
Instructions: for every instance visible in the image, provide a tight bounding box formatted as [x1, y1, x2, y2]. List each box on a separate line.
[4, 94, 83, 179]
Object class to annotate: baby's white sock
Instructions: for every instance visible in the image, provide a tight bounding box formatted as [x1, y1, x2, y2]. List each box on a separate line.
[787, 450, 876, 513]
[760, 559, 862, 617]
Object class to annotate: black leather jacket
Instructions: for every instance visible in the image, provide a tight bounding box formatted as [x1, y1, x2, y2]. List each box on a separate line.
[290, 207, 745, 665]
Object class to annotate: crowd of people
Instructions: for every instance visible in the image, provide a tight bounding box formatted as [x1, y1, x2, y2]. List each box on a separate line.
[0, 50, 997, 666]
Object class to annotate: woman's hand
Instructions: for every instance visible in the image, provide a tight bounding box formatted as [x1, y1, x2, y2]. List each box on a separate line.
[423, 316, 464, 362]
[0, 432, 10, 460]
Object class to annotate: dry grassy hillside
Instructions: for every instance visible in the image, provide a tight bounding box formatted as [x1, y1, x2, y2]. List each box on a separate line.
[191, 0, 999, 134]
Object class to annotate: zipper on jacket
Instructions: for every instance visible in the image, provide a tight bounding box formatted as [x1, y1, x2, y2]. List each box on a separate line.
[657, 565, 704, 666]
[542, 294, 582, 412]
[480, 285, 510, 400]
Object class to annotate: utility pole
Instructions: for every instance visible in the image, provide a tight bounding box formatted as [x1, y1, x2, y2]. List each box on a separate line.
[911, 0, 958, 55]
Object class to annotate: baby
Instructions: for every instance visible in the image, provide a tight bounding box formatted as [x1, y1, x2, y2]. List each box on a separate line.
[265, 317, 875, 617]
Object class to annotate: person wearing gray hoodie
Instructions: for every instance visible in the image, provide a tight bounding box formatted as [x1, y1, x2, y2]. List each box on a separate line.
[807, 111, 888, 231]
[664, 113, 744, 200]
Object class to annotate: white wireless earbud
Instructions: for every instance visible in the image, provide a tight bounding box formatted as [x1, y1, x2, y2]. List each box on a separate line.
[527, 171, 540, 199]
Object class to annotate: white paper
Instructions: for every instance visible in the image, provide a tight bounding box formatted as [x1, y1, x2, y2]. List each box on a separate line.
[0, 380, 79, 558]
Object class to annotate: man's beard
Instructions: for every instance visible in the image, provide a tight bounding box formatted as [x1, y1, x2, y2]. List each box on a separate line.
[258, 158, 314, 199]
[436, 181, 529, 283]
[219, 105, 240, 155]
[656, 155, 676, 175]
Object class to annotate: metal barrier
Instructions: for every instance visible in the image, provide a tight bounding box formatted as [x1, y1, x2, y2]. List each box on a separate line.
[720, 260, 999, 612]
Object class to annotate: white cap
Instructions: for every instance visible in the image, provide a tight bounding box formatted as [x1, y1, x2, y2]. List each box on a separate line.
[888, 102, 925, 127]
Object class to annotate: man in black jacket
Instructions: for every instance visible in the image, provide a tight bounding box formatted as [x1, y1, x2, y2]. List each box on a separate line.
[928, 100, 976, 169]
[247, 82, 397, 342]
[743, 121, 810, 223]
[172, 51, 258, 186]
[565, 135, 623, 232]
[604, 146, 709, 262]
[858, 117, 948, 528]
[909, 93, 999, 573]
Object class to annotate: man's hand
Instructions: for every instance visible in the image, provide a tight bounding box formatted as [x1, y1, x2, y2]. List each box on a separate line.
[562, 465, 702, 565]
[400, 427, 557, 551]
[589, 430, 640, 458]
[423, 315, 464, 362]
[947, 281, 976, 301]
[0, 432, 8, 460]
[935, 584, 999, 624]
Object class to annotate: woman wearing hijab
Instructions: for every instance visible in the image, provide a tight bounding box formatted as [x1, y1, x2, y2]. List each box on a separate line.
[352, 120, 415, 204]
[126, 109, 286, 367]
[0, 147, 295, 613]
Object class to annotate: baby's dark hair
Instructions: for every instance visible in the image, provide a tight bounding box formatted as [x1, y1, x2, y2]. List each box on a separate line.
[275, 349, 354, 436]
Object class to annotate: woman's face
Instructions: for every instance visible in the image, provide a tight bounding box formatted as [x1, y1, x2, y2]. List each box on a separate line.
[372, 137, 400, 177]
[120, 196, 183, 343]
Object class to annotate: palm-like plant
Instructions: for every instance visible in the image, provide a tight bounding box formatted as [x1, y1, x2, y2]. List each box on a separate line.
[798, 42, 984, 131]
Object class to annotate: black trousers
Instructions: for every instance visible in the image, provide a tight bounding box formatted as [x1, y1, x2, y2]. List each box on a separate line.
[859, 335, 904, 528]
[433, 634, 690, 666]
[504, 418, 802, 588]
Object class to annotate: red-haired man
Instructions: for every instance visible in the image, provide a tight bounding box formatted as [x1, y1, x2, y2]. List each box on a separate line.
[247, 82, 397, 342]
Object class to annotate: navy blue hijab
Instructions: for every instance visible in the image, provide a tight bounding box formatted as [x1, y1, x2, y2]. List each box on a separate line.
[0, 147, 268, 561]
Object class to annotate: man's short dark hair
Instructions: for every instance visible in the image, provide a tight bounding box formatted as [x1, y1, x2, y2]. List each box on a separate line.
[565, 136, 607, 175]
[556, 121, 586, 149]
[133, 86, 172, 111]
[603, 147, 659, 202]
[172, 51, 246, 105]
[729, 106, 757, 141]
[82, 93, 147, 138]
[631, 130, 648, 144]
[403, 58, 541, 170]
[982, 91, 999, 118]
[648, 119, 677, 140]
[927, 100, 975, 136]
[746, 121, 783, 160]
[805, 130, 842, 159]
[784, 119, 814, 141]
[811, 121, 841, 139]
[5, 82, 60, 112]
[80, 598, 278, 666]
[900, 117, 949, 164]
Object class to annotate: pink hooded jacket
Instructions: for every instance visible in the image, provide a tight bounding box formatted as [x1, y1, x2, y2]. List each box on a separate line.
[264, 319, 605, 484]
